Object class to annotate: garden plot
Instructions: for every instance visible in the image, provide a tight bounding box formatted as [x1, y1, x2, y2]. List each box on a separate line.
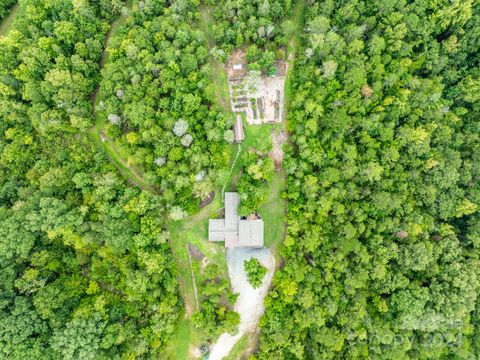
[227, 50, 286, 125]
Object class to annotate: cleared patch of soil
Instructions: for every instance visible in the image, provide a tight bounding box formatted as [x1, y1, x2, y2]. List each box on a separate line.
[188, 243, 205, 261]
[269, 127, 287, 166]
[227, 49, 247, 79]
[200, 192, 215, 208]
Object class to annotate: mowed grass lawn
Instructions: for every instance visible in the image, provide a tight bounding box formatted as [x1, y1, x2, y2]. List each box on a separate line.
[259, 171, 286, 251]
[165, 193, 230, 359]
[227, 116, 276, 189]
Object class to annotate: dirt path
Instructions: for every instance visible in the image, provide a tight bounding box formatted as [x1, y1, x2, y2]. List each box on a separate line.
[91, 4, 130, 109]
[0, 3, 19, 37]
[209, 248, 275, 360]
[186, 244, 200, 312]
[88, 3, 159, 194]
[198, 5, 231, 112]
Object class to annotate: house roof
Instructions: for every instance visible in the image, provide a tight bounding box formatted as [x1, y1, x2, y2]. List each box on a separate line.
[238, 220, 264, 247]
[208, 219, 225, 242]
[225, 232, 240, 248]
[208, 192, 264, 248]
[224, 192, 240, 231]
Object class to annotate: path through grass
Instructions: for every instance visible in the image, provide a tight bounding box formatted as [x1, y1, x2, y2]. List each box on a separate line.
[0, 3, 19, 37]
[88, 2, 158, 194]
[199, 5, 231, 112]
[165, 194, 231, 358]
[88, 115, 158, 193]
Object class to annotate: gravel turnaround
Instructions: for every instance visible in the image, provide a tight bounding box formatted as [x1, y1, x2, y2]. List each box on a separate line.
[208, 247, 275, 359]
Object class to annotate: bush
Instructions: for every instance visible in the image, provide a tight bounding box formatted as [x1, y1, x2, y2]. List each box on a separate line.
[244, 258, 267, 288]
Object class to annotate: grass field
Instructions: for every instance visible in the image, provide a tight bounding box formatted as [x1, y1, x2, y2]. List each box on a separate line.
[165, 195, 231, 359]
[259, 171, 286, 250]
[163, 318, 191, 359]
[224, 333, 256, 360]
[0, 3, 19, 37]
[199, 5, 231, 112]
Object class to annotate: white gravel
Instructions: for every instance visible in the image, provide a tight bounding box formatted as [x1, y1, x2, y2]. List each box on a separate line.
[208, 247, 275, 360]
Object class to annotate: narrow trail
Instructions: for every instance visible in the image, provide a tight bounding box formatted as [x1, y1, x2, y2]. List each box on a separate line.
[222, 143, 242, 195]
[186, 244, 200, 312]
[88, 3, 158, 194]
[0, 3, 19, 37]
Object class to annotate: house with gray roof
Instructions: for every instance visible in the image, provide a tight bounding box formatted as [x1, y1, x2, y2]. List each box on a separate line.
[208, 192, 264, 248]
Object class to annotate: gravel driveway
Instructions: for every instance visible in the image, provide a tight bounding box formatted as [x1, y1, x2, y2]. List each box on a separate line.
[208, 247, 275, 359]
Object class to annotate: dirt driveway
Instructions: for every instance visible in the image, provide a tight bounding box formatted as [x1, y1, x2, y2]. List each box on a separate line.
[208, 247, 275, 359]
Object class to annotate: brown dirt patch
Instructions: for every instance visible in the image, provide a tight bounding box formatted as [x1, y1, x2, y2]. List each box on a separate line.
[200, 191, 215, 208]
[227, 49, 247, 79]
[188, 243, 205, 261]
[269, 127, 287, 166]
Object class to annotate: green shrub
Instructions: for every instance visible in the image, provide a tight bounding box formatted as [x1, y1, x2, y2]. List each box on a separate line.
[244, 258, 267, 288]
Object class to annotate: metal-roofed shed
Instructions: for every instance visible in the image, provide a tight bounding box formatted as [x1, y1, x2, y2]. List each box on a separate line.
[233, 114, 244, 143]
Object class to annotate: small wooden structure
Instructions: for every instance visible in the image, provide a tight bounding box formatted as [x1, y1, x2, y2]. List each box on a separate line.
[233, 114, 244, 143]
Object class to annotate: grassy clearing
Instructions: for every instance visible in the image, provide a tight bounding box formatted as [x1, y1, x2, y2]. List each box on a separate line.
[165, 194, 231, 359]
[259, 171, 286, 252]
[199, 5, 231, 111]
[0, 3, 19, 37]
[163, 318, 191, 360]
[224, 333, 256, 360]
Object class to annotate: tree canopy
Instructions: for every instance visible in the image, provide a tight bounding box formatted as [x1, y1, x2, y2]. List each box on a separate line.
[257, 1, 480, 358]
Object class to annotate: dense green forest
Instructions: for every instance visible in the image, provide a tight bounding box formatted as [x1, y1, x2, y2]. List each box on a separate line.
[211, 0, 293, 49]
[97, 1, 231, 214]
[0, 0, 15, 20]
[0, 1, 180, 358]
[257, 0, 480, 358]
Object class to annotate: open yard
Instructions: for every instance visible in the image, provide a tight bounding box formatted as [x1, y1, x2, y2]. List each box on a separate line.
[164, 194, 231, 359]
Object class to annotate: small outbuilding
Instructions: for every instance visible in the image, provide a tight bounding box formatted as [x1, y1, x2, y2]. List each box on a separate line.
[233, 114, 245, 143]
